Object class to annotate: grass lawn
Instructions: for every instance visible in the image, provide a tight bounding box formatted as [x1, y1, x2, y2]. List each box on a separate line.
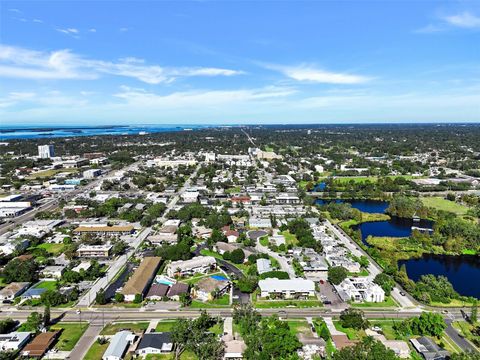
[259, 236, 269, 247]
[145, 351, 196, 360]
[155, 320, 177, 332]
[333, 320, 366, 340]
[37, 243, 65, 255]
[190, 294, 230, 308]
[421, 197, 470, 215]
[50, 322, 88, 351]
[368, 319, 404, 340]
[183, 271, 223, 285]
[351, 296, 398, 308]
[287, 320, 313, 337]
[209, 322, 224, 335]
[35, 280, 57, 290]
[100, 321, 149, 335]
[199, 249, 223, 260]
[332, 175, 414, 184]
[280, 230, 298, 246]
[27, 168, 78, 179]
[430, 299, 479, 307]
[254, 299, 323, 309]
[349, 268, 370, 277]
[225, 186, 241, 194]
[84, 341, 109, 360]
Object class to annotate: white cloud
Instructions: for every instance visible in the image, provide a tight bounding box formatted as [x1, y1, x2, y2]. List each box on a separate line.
[266, 64, 370, 84]
[8, 9, 22, 13]
[56, 28, 80, 35]
[89, 28, 97, 32]
[119, 27, 129, 32]
[414, 24, 444, 34]
[443, 12, 480, 28]
[0, 45, 244, 83]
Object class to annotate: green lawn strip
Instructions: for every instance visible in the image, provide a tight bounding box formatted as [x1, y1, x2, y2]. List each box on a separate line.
[199, 249, 223, 260]
[155, 320, 177, 332]
[225, 186, 241, 194]
[100, 321, 149, 335]
[254, 299, 323, 309]
[333, 320, 365, 340]
[286, 320, 312, 337]
[367, 319, 404, 340]
[421, 197, 470, 215]
[351, 296, 398, 308]
[429, 299, 478, 307]
[183, 271, 223, 285]
[84, 341, 109, 360]
[50, 322, 89, 351]
[145, 351, 196, 360]
[35, 281, 58, 290]
[452, 321, 480, 350]
[190, 294, 230, 308]
[440, 334, 462, 354]
[259, 236, 269, 247]
[348, 268, 369, 277]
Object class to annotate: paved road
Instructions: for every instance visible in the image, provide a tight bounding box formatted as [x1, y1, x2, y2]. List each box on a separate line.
[445, 319, 478, 353]
[68, 323, 103, 360]
[255, 238, 296, 278]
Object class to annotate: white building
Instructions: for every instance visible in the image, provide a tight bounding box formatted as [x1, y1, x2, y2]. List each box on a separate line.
[258, 278, 315, 299]
[256, 258, 272, 275]
[0, 332, 32, 352]
[83, 169, 102, 179]
[166, 256, 216, 277]
[38, 145, 54, 158]
[102, 331, 136, 360]
[181, 191, 199, 203]
[334, 277, 385, 303]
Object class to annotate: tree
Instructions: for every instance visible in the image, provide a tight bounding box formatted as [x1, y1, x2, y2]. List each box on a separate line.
[96, 288, 107, 305]
[3, 258, 38, 283]
[374, 273, 395, 296]
[236, 276, 258, 293]
[328, 266, 348, 285]
[395, 312, 446, 337]
[114, 293, 125, 303]
[111, 240, 128, 256]
[340, 308, 369, 330]
[22, 312, 43, 332]
[133, 293, 143, 304]
[0, 319, 17, 334]
[40, 290, 66, 307]
[43, 304, 51, 327]
[230, 249, 245, 264]
[332, 337, 400, 360]
[179, 293, 192, 307]
[470, 300, 478, 324]
[450, 353, 480, 360]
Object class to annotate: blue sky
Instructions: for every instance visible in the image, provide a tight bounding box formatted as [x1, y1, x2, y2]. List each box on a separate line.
[0, 1, 479, 126]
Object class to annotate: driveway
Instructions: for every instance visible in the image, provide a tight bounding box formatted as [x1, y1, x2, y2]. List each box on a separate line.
[255, 241, 296, 278]
[445, 319, 478, 353]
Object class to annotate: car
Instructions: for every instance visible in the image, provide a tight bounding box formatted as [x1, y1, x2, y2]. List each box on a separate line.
[442, 310, 449, 314]
[399, 291, 406, 296]
[323, 300, 332, 305]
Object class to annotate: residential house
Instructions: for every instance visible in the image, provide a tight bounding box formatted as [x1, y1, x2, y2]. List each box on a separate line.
[40, 266, 65, 279]
[256, 259, 272, 275]
[0, 282, 30, 302]
[166, 282, 189, 301]
[192, 276, 230, 302]
[410, 337, 450, 360]
[145, 283, 169, 301]
[135, 332, 174, 356]
[21, 331, 59, 358]
[102, 331, 136, 360]
[166, 256, 217, 277]
[222, 317, 246, 360]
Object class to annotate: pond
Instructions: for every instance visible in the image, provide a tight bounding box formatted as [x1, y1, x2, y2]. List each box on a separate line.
[399, 254, 480, 298]
[354, 217, 434, 245]
[315, 199, 389, 214]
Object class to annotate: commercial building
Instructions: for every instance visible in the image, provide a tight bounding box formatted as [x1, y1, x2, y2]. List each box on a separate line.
[102, 331, 136, 360]
[77, 244, 113, 258]
[121, 257, 162, 301]
[83, 169, 102, 179]
[258, 278, 315, 299]
[38, 145, 54, 159]
[0, 332, 32, 352]
[166, 256, 216, 277]
[334, 277, 385, 303]
[73, 224, 134, 236]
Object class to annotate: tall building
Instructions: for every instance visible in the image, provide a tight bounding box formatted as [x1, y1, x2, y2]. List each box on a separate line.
[38, 145, 54, 158]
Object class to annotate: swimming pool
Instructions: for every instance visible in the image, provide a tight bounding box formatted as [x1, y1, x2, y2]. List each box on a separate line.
[211, 275, 228, 281]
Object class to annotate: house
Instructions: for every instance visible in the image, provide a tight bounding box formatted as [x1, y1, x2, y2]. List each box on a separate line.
[166, 282, 189, 300]
[334, 278, 385, 303]
[77, 244, 113, 258]
[410, 337, 450, 360]
[258, 278, 315, 299]
[135, 332, 174, 356]
[214, 242, 254, 259]
[145, 283, 169, 300]
[248, 217, 272, 229]
[181, 191, 199, 203]
[0, 332, 32, 352]
[121, 257, 162, 302]
[256, 259, 272, 275]
[192, 276, 230, 302]
[149, 225, 178, 244]
[21, 331, 59, 358]
[20, 286, 48, 300]
[222, 317, 246, 360]
[0, 282, 30, 302]
[365, 329, 410, 358]
[166, 256, 217, 277]
[40, 265, 65, 279]
[72, 262, 92, 273]
[224, 230, 239, 243]
[102, 331, 136, 360]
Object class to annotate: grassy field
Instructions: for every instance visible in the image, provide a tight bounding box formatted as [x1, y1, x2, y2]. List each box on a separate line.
[368, 319, 403, 340]
[225, 186, 241, 194]
[35, 281, 57, 290]
[27, 168, 78, 179]
[37, 243, 65, 255]
[331, 175, 414, 184]
[84, 341, 109, 360]
[254, 299, 323, 309]
[421, 197, 470, 215]
[155, 320, 177, 332]
[145, 351, 196, 360]
[199, 249, 223, 260]
[333, 320, 366, 340]
[279, 230, 298, 246]
[100, 321, 149, 335]
[286, 320, 313, 337]
[50, 322, 89, 351]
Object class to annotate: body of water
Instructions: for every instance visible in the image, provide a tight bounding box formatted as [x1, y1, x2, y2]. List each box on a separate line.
[315, 198, 389, 214]
[0, 125, 209, 140]
[354, 217, 434, 245]
[399, 254, 480, 298]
